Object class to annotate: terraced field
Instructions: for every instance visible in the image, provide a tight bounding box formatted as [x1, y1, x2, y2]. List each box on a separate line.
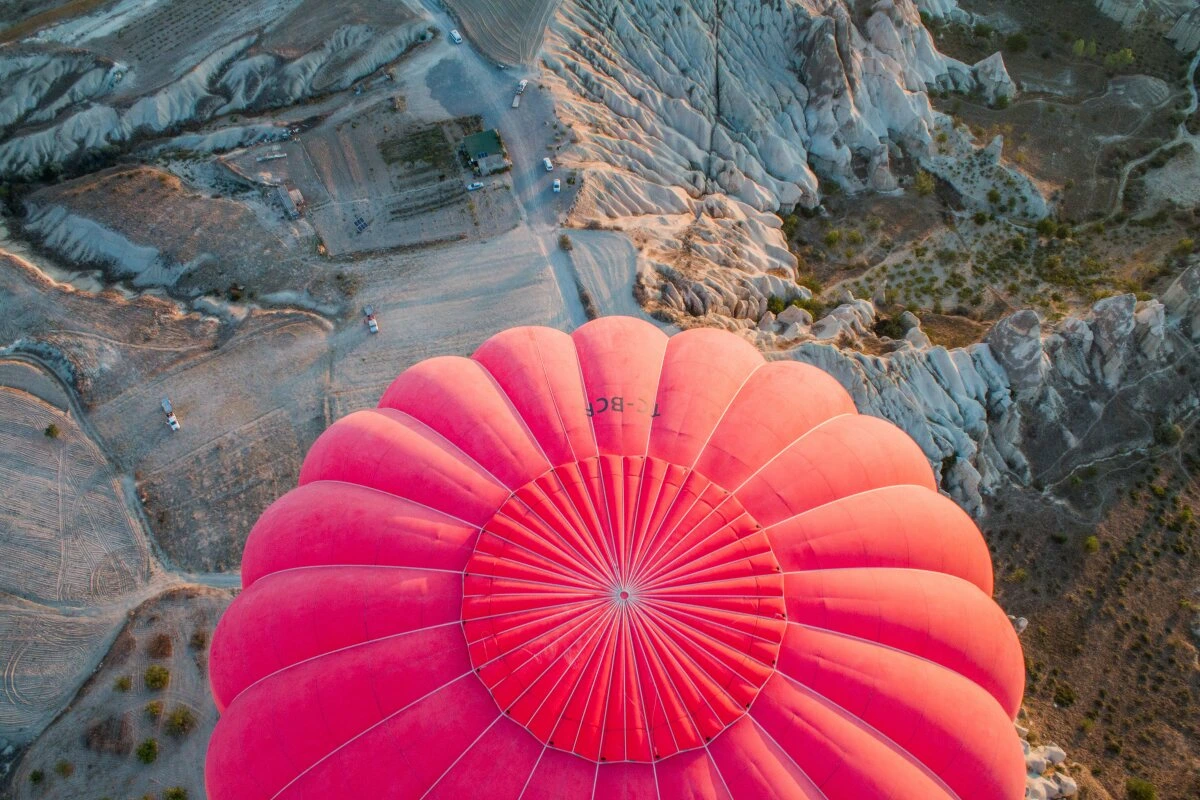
[444, 0, 559, 64]
[0, 386, 150, 605]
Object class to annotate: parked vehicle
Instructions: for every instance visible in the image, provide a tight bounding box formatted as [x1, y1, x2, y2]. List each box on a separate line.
[161, 397, 180, 431]
[552, 179, 561, 193]
[543, 157, 554, 172]
[467, 181, 484, 191]
[363, 306, 379, 334]
[449, 29, 463, 44]
[511, 95, 521, 109]
[517, 79, 529, 94]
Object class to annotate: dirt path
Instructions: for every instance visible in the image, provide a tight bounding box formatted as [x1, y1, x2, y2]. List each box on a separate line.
[1104, 49, 1200, 221]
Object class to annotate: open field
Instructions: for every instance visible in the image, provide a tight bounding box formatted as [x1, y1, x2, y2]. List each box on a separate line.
[0, 383, 150, 604]
[442, 0, 559, 65]
[26, 166, 314, 299]
[10, 587, 231, 800]
[265, 104, 520, 256]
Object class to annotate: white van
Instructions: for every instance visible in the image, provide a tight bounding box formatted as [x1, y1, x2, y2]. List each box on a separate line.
[543, 157, 554, 172]
[449, 29, 463, 44]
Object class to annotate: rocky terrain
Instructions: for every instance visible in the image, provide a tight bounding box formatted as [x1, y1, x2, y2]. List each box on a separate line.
[0, 0, 1197, 796]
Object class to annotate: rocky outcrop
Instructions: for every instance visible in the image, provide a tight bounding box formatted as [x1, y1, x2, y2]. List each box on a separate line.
[1169, 9, 1200, 53]
[546, 0, 1030, 328]
[1021, 731, 1080, 800]
[1094, 0, 1146, 27]
[0, 19, 429, 178]
[972, 51, 1015, 104]
[757, 263, 1200, 516]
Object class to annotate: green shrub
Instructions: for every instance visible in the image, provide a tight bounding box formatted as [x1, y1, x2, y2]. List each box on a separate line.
[163, 788, 189, 800]
[1004, 33, 1029, 53]
[767, 295, 786, 315]
[1126, 778, 1156, 800]
[823, 229, 842, 247]
[114, 675, 132, 692]
[136, 738, 159, 764]
[190, 629, 209, 651]
[1155, 423, 1183, 446]
[145, 701, 163, 720]
[987, 189, 1001, 205]
[557, 234, 572, 252]
[29, 769, 44, 784]
[53, 760, 73, 778]
[166, 706, 197, 737]
[1084, 536, 1099, 554]
[43, 424, 59, 438]
[914, 171, 935, 196]
[1053, 684, 1076, 707]
[144, 665, 170, 690]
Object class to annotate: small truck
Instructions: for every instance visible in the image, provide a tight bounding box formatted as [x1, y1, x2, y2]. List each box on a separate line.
[363, 306, 379, 334]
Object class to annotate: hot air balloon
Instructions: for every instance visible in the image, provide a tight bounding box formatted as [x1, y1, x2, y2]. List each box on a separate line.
[207, 316, 1025, 799]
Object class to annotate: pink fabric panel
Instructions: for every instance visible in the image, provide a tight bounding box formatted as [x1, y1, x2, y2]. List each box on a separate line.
[210, 566, 460, 710]
[706, 715, 825, 798]
[593, 762, 657, 799]
[239, 481, 477, 588]
[206, 630, 473, 799]
[765, 484, 994, 593]
[472, 325, 598, 466]
[653, 748, 733, 800]
[572, 316, 669, 457]
[696, 361, 856, 490]
[274, 677, 498, 798]
[424, 717, 545, 800]
[521, 746, 596, 798]
[734, 414, 936, 527]
[775, 625, 1026, 800]
[648, 328, 764, 466]
[378, 356, 550, 488]
[784, 569, 1024, 717]
[298, 408, 508, 525]
[753, 674, 956, 798]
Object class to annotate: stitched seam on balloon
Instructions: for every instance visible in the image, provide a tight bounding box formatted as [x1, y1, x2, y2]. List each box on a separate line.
[626, 611, 690, 756]
[228, 621, 464, 705]
[624, 459, 674, 583]
[772, 671, 962, 800]
[783, 619, 1000, 707]
[643, 598, 783, 649]
[638, 603, 773, 700]
[471, 357, 558, 474]
[468, 525, 611, 588]
[747, 714, 831, 800]
[636, 507, 760, 588]
[515, 745, 549, 800]
[480, 602, 611, 711]
[628, 613, 681, 759]
[463, 541, 606, 590]
[567, 607, 624, 755]
[263, 561, 598, 595]
[372, 406, 513, 492]
[296, 478, 479, 528]
[683, 361, 765, 474]
[593, 606, 624, 763]
[635, 608, 750, 733]
[463, 600, 609, 651]
[626, 471, 712, 587]
[502, 474, 616, 583]
[267, 671, 476, 798]
[705, 744, 735, 799]
[645, 525, 772, 588]
[633, 411, 856, 582]
[416, 712, 504, 799]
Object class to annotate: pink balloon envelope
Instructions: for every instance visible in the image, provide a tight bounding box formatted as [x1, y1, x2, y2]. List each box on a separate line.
[207, 317, 1026, 799]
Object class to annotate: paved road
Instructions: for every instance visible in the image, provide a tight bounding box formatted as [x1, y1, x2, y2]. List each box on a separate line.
[415, 0, 590, 328]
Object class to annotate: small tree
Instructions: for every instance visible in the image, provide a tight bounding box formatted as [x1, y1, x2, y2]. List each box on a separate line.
[167, 706, 197, 737]
[54, 760, 74, 777]
[558, 234, 573, 251]
[1072, 39, 1086, 58]
[29, 770, 44, 784]
[44, 424, 60, 439]
[1126, 778, 1157, 800]
[144, 665, 170, 690]
[164, 788, 189, 800]
[114, 675, 132, 692]
[914, 171, 935, 197]
[145, 700, 164, 720]
[136, 738, 159, 764]
[1084, 536, 1099, 554]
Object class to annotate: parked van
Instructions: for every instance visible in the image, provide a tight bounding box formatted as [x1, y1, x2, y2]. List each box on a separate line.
[449, 29, 463, 44]
[543, 157, 554, 172]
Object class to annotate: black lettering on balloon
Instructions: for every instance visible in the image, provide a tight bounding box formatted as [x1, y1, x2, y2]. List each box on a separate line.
[611, 396, 624, 412]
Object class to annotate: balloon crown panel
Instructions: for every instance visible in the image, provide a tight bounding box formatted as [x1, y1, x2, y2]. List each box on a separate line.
[207, 317, 1027, 799]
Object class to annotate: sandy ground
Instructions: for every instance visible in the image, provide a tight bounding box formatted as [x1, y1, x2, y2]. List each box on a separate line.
[440, 0, 558, 65]
[9, 587, 231, 799]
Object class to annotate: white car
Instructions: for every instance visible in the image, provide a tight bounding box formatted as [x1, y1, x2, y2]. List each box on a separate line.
[449, 29, 463, 44]
[552, 179, 561, 193]
[543, 157, 554, 172]
[467, 181, 484, 191]
[363, 305, 379, 334]
[166, 413, 180, 432]
[517, 79, 529, 94]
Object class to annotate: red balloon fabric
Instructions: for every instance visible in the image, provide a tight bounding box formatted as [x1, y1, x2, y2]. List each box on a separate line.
[207, 316, 1026, 799]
